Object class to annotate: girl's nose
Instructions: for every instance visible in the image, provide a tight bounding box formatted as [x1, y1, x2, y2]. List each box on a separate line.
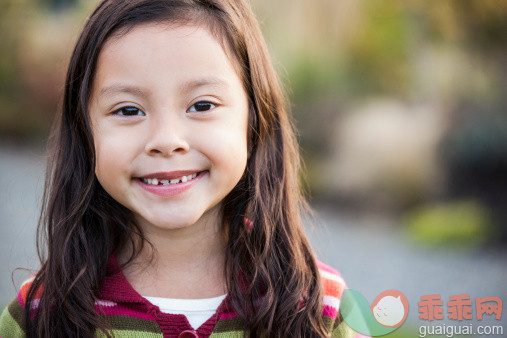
[144, 119, 189, 157]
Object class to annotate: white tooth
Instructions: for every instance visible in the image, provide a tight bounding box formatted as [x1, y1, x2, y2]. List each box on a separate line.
[160, 180, 169, 185]
[192, 173, 197, 179]
[170, 179, 179, 184]
[186, 174, 193, 181]
[152, 178, 158, 185]
[181, 176, 188, 183]
[147, 178, 152, 185]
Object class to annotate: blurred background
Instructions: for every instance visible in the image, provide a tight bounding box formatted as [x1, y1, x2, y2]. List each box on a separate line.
[1, 0, 506, 336]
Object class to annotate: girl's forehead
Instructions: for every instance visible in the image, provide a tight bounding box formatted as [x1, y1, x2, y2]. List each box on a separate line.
[90, 22, 246, 104]
[104, 22, 214, 52]
[94, 22, 244, 91]
[103, 22, 240, 72]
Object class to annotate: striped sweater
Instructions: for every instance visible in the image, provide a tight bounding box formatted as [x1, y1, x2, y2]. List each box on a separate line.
[0, 256, 356, 337]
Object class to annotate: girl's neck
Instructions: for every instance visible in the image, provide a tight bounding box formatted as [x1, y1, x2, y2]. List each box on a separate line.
[118, 208, 228, 299]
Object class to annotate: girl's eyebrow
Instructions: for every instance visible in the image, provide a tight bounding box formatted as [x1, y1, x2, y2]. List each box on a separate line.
[98, 78, 229, 101]
[99, 84, 148, 100]
[178, 77, 230, 94]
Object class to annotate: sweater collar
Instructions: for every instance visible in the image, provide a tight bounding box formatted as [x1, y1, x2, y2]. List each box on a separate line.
[96, 255, 236, 336]
[96, 254, 149, 304]
[96, 254, 235, 313]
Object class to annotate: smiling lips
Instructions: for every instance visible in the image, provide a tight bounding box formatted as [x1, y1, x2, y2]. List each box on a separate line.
[135, 170, 207, 197]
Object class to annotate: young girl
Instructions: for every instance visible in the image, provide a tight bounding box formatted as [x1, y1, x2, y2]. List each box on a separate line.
[0, 0, 354, 336]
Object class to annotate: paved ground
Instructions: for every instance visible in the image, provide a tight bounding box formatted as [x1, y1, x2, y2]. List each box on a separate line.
[1, 143, 506, 335]
[305, 206, 507, 333]
[0, 144, 45, 304]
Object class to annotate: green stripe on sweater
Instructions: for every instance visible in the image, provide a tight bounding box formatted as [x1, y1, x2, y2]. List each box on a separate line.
[210, 316, 246, 333]
[0, 305, 25, 337]
[332, 321, 357, 338]
[99, 314, 162, 333]
[7, 298, 25, 331]
[323, 315, 334, 332]
[95, 328, 164, 337]
[209, 331, 245, 338]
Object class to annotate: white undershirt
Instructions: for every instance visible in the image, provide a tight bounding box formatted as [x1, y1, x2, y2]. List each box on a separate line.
[144, 294, 227, 330]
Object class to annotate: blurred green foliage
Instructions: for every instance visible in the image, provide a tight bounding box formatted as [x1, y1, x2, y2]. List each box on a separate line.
[404, 200, 491, 246]
[41, 0, 79, 10]
[344, 2, 409, 98]
[0, 0, 94, 141]
[1, 0, 505, 139]
[0, 0, 36, 139]
[0, 0, 55, 140]
[284, 2, 411, 105]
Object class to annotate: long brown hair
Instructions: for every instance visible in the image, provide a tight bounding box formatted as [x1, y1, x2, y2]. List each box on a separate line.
[25, 0, 327, 336]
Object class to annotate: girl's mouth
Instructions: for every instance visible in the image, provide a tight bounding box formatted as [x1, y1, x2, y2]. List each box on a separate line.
[140, 172, 199, 186]
[134, 170, 208, 197]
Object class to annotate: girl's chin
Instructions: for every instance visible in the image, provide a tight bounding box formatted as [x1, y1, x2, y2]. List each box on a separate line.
[136, 215, 204, 231]
[133, 205, 222, 232]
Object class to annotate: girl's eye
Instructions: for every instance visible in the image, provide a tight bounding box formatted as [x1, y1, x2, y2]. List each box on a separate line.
[188, 101, 217, 113]
[113, 106, 145, 116]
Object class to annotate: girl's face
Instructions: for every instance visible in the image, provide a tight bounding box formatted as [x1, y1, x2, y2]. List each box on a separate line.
[89, 23, 249, 232]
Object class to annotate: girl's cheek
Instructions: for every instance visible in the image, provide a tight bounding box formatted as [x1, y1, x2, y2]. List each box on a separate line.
[202, 120, 247, 153]
[93, 127, 137, 172]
